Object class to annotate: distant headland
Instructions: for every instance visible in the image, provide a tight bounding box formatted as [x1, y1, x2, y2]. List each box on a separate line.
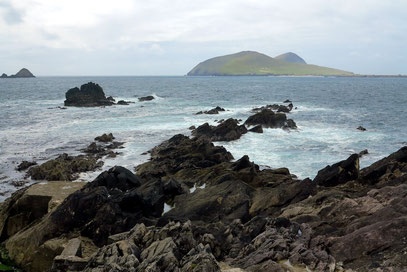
[187, 51, 353, 76]
[1, 68, 35, 78]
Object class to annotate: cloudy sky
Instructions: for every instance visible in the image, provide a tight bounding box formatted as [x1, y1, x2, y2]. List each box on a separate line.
[0, 0, 406, 75]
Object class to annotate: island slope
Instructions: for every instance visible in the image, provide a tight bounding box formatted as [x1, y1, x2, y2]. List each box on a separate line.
[187, 51, 352, 76]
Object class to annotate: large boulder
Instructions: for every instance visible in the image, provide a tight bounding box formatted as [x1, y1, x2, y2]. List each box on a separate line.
[0, 182, 85, 241]
[245, 109, 296, 129]
[313, 154, 360, 187]
[192, 118, 248, 141]
[64, 82, 114, 107]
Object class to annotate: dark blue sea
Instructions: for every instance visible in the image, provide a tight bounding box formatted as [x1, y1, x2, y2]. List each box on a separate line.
[1, 76, 406, 201]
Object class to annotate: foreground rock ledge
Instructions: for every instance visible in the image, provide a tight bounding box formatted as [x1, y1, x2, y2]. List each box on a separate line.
[1, 136, 406, 271]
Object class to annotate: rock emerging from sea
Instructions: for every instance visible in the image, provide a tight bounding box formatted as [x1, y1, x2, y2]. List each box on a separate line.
[0, 68, 35, 78]
[64, 82, 115, 107]
[245, 109, 297, 129]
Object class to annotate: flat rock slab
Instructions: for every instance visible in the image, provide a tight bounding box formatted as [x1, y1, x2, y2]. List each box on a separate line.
[26, 181, 86, 211]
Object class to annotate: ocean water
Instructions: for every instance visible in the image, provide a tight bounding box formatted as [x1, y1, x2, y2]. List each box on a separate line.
[0, 76, 406, 201]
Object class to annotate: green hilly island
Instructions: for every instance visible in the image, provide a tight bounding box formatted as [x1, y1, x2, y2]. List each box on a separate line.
[187, 51, 353, 76]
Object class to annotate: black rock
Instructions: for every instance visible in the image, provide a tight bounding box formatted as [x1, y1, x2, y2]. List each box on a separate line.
[313, 154, 360, 187]
[95, 133, 114, 142]
[357, 126, 367, 131]
[192, 118, 248, 142]
[117, 100, 129, 105]
[283, 99, 292, 103]
[196, 106, 226, 115]
[138, 96, 155, 102]
[16, 161, 37, 171]
[245, 109, 297, 129]
[249, 125, 263, 133]
[64, 82, 114, 107]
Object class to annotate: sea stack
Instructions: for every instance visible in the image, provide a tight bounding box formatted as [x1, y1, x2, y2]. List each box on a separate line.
[64, 82, 115, 107]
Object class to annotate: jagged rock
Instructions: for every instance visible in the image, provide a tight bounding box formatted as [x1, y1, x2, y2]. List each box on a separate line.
[64, 82, 114, 107]
[313, 154, 360, 187]
[195, 106, 226, 115]
[283, 99, 292, 103]
[95, 133, 115, 142]
[192, 118, 248, 141]
[248, 125, 263, 133]
[136, 134, 233, 178]
[357, 126, 367, 131]
[27, 153, 103, 181]
[16, 160, 37, 171]
[138, 96, 155, 101]
[159, 180, 253, 225]
[360, 146, 407, 185]
[252, 104, 293, 113]
[245, 109, 296, 129]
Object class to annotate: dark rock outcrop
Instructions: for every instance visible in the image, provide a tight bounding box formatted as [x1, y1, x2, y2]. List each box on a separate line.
[3, 129, 407, 272]
[245, 109, 297, 129]
[313, 154, 360, 187]
[1, 73, 7, 78]
[94, 133, 114, 142]
[138, 96, 155, 102]
[280, 146, 407, 271]
[136, 134, 233, 178]
[196, 106, 225, 115]
[252, 103, 293, 113]
[16, 161, 37, 171]
[248, 125, 263, 133]
[64, 82, 114, 107]
[27, 153, 103, 181]
[357, 126, 367, 131]
[160, 179, 253, 225]
[192, 118, 248, 141]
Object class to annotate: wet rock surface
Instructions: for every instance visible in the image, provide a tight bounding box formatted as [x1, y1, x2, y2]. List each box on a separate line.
[192, 118, 248, 141]
[16, 160, 37, 171]
[27, 153, 103, 181]
[1, 130, 407, 271]
[245, 109, 297, 129]
[25, 133, 123, 182]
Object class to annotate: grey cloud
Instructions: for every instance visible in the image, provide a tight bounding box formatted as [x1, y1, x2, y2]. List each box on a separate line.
[0, 1, 23, 25]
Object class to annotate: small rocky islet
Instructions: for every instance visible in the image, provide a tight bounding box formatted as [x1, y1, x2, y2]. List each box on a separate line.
[0, 83, 406, 271]
[1, 68, 35, 78]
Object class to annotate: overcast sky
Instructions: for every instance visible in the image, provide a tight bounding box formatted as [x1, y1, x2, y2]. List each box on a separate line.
[0, 0, 406, 75]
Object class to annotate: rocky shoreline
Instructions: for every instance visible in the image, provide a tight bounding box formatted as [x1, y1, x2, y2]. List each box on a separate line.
[0, 93, 406, 271]
[0, 127, 406, 271]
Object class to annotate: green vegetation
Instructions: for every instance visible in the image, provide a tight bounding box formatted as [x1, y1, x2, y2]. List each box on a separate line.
[187, 51, 353, 76]
[0, 246, 17, 271]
